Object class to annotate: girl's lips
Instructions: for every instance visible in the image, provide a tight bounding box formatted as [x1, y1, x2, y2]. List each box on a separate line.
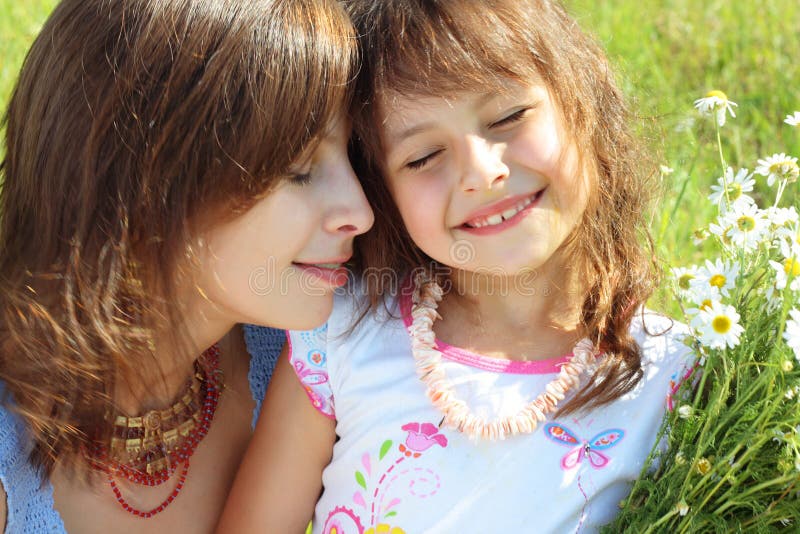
[457, 189, 545, 236]
[292, 262, 350, 288]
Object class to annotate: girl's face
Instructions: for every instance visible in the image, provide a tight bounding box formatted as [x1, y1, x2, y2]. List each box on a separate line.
[196, 118, 374, 331]
[379, 79, 592, 279]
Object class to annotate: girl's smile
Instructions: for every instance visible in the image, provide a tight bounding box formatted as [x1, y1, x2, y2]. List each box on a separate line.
[456, 188, 546, 235]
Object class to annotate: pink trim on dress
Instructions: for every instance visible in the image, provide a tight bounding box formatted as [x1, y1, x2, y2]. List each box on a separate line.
[285, 330, 336, 420]
[399, 285, 570, 375]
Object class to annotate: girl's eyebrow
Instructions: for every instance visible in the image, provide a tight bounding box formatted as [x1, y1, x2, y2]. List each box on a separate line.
[387, 121, 436, 145]
[387, 92, 501, 145]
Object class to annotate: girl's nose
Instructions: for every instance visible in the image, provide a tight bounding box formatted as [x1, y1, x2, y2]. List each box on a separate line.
[459, 135, 509, 193]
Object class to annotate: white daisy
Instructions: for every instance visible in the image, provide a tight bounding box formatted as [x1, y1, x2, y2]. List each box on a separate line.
[691, 301, 744, 350]
[785, 112, 800, 127]
[708, 215, 739, 248]
[708, 167, 755, 210]
[694, 90, 738, 126]
[778, 230, 800, 261]
[785, 308, 800, 361]
[678, 405, 693, 419]
[672, 266, 700, 299]
[771, 255, 800, 292]
[676, 500, 690, 516]
[765, 206, 799, 229]
[691, 258, 740, 298]
[721, 202, 768, 251]
[660, 165, 674, 175]
[685, 296, 719, 319]
[754, 153, 800, 186]
[692, 228, 709, 246]
[761, 282, 784, 313]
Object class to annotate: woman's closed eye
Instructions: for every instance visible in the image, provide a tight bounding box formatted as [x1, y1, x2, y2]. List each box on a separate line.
[290, 172, 312, 186]
[406, 148, 444, 170]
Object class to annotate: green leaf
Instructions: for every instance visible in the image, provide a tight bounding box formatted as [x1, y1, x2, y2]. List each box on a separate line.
[385, 511, 398, 518]
[379, 439, 393, 460]
[355, 470, 367, 490]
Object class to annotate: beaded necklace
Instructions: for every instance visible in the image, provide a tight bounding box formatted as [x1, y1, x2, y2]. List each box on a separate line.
[88, 344, 223, 518]
[409, 273, 598, 440]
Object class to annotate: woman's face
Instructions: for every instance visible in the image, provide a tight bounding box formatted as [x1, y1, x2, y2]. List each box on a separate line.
[196, 118, 374, 331]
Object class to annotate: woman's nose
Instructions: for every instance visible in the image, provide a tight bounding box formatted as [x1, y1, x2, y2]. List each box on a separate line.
[324, 163, 375, 235]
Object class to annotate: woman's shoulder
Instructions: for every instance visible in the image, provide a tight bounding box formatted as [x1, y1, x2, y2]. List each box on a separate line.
[0, 390, 27, 467]
[0, 388, 66, 533]
[240, 325, 285, 426]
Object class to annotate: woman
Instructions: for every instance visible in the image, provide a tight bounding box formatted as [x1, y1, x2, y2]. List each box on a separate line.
[0, 0, 372, 531]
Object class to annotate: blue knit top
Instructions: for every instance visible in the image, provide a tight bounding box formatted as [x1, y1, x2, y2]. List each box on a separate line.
[0, 325, 282, 533]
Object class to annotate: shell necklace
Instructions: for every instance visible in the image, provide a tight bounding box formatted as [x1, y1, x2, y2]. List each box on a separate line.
[408, 273, 598, 440]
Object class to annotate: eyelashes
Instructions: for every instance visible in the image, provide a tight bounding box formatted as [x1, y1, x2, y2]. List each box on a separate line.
[401, 106, 533, 171]
[490, 107, 529, 128]
[407, 149, 444, 170]
[290, 173, 312, 186]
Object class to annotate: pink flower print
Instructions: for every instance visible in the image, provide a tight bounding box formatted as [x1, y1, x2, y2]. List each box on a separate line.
[399, 422, 448, 457]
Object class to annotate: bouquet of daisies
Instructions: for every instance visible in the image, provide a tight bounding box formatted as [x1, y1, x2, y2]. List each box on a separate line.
[606, 96, 800, 532]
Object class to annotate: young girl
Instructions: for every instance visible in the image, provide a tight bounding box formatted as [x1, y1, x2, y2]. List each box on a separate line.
[0, 0, 371, 532]
[221, 0, 692, 532]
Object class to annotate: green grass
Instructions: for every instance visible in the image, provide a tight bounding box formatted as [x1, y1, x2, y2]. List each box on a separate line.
[568, 0, 800, 313]
[1, 0, 799, 316]
[0, 0, 57, 107]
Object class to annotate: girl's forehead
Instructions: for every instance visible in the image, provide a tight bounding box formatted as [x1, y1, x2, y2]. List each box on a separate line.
[377, 82, 551, 129]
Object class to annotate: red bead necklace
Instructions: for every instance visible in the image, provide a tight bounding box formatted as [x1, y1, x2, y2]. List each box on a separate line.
[89, 344, 223, 518]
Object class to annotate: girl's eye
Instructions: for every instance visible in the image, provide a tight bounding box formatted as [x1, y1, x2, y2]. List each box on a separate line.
[490, 108, 530, 128]
[406, 149, 443, 170]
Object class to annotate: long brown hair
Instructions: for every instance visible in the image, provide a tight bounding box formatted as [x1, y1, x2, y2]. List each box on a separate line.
[0, 0, 356, 473]
[345, 0, 661, 416]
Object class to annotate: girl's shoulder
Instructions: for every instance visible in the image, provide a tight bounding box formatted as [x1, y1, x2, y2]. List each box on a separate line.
[326, 281, 403, 338]
[630, 308, 693, 366]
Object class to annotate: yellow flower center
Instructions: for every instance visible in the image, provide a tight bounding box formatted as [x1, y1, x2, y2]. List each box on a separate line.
[736, 215, 756, 232]
[709, 274, 726, 288]
[728, 183, 742, 200]
[696, 457, 712, 475]
[706, 90, 728, 101]
[784, 258, 800, 277]
[769, 160, 800, 180]
[712, 315, 732, 334]
[678, 273, 694, 289]
[700, 299, 713, 311]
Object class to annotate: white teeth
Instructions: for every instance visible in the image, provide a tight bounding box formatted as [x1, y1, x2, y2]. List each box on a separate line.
[502, 207, 518, 219]
[466, 193, 538, 228]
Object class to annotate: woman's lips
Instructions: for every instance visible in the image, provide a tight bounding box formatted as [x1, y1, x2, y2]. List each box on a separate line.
[291, 260, 350, 288]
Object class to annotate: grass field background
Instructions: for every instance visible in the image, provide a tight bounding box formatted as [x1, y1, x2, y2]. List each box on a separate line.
[1, 0, 799, 315]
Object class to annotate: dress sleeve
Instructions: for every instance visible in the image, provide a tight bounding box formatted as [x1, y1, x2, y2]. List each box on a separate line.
[286, 324, 335, 419]
[241, 325, 285, 429]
